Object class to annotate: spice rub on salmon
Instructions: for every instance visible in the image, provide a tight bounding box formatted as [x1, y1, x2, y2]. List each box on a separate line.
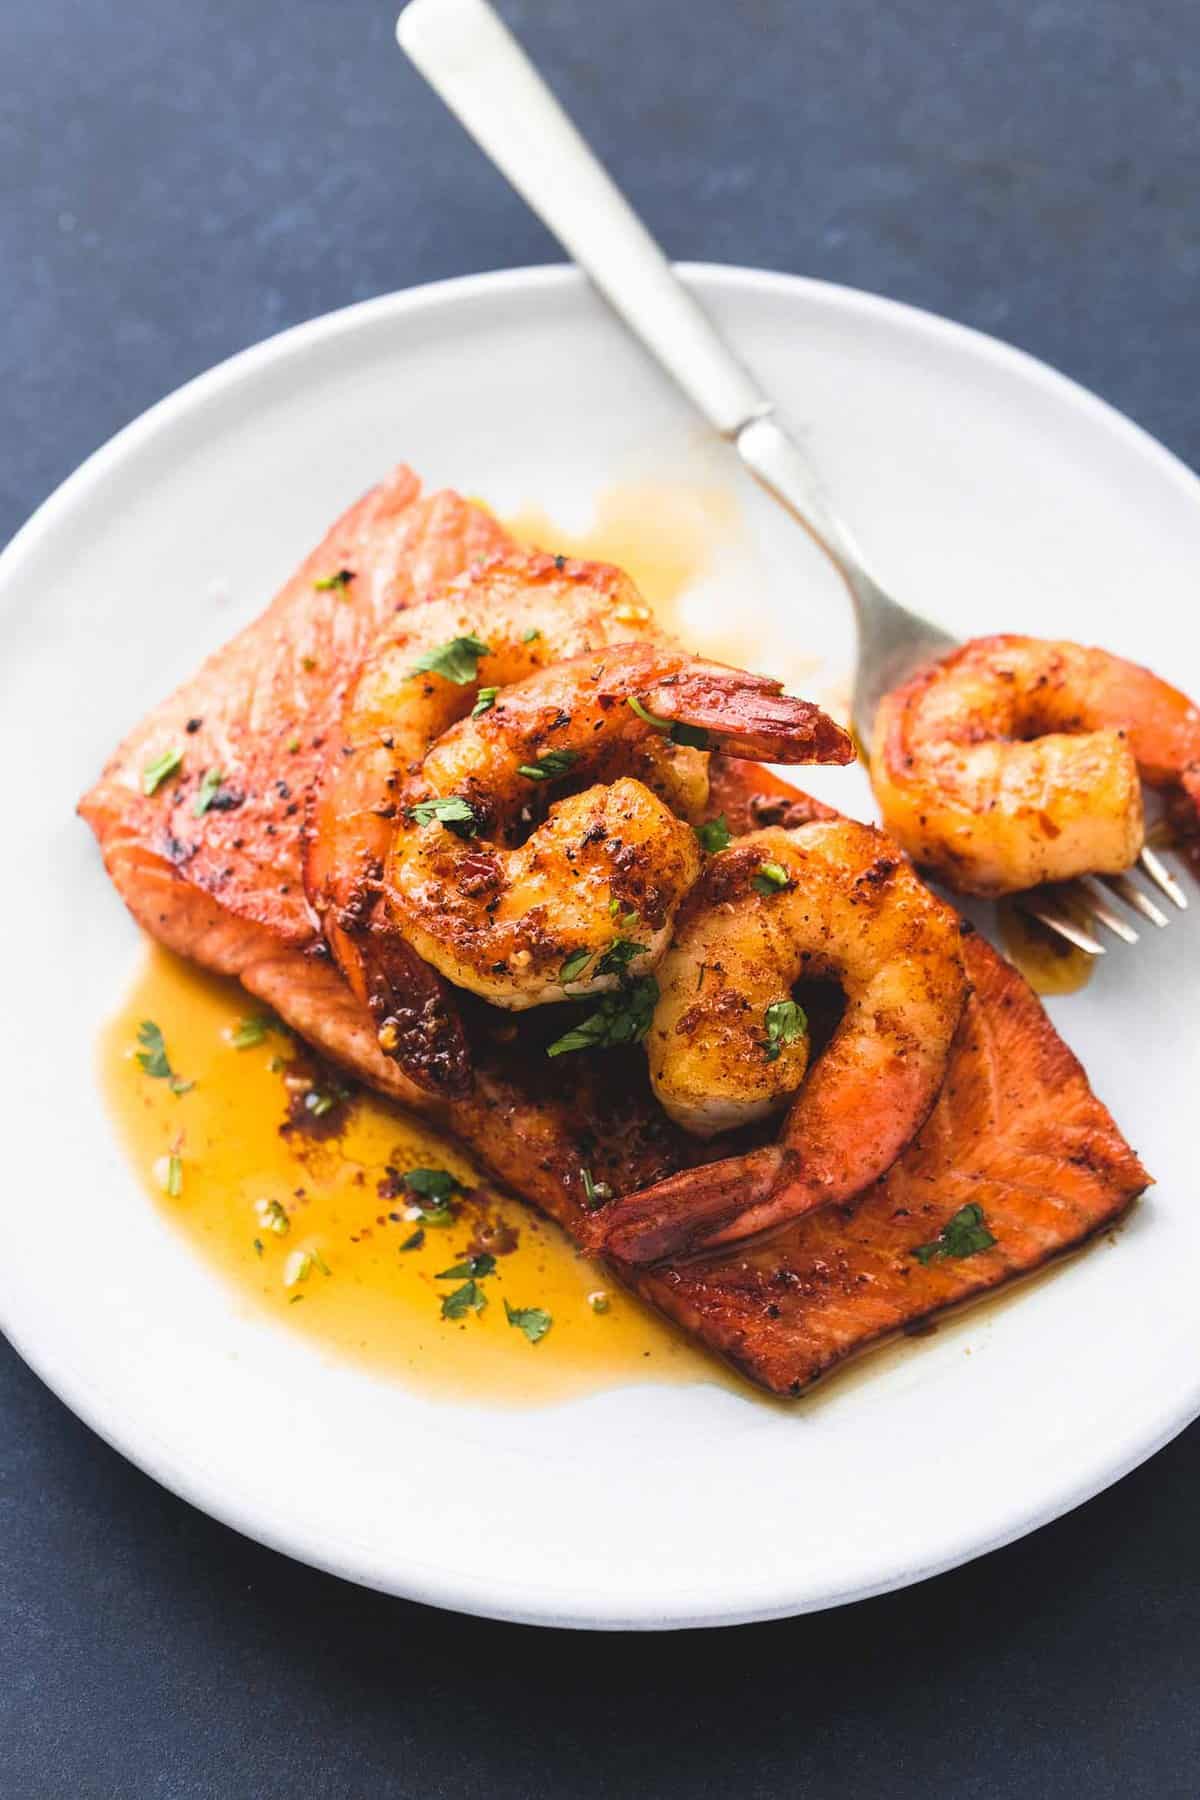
[79, 465, 1148, 1395]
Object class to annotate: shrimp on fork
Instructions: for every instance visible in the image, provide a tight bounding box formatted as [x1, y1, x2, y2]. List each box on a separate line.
[595, 820, 969, 1266]
[872, 634, 1200, 896]
[386, 642, 853, 1009]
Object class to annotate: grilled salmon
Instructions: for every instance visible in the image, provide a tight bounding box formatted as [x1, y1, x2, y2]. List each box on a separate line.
[80, 465, 1148, 1394]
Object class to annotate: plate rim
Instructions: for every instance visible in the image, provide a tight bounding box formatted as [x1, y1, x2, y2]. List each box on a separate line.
[3, 260, 1199, 1631]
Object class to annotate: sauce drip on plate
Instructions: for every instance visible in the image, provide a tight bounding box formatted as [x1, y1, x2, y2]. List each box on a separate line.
[996, 892, 1096, 995]
[101, 948, 733, 1405]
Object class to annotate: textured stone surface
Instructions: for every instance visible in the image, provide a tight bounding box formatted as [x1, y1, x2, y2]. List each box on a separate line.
[3, 0, 1199, 1793]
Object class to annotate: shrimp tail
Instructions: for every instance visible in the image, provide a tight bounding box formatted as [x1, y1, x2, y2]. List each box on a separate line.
[644, 664, 855, 766]
[595, 1145, 795, 1265]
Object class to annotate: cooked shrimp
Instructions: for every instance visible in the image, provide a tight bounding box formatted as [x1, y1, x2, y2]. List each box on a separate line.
[306, 549, 852, 1080]
[386, 644, 853, 1009]
[872, 634, 1200, 895]
[307, 550, 672, 1089]
[596, 820, 969, 1265]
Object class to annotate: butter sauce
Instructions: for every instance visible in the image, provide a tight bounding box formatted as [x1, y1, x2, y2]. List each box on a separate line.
[102, 948, 729, 1404]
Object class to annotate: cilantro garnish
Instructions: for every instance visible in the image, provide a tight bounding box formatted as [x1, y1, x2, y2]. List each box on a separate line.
[580, 1167, 613, 1207]
[522, 627, 541, 644]
[559, 948, 592, 984]
[231, 1015, 271, 1050]
[626, 695, 710, 750]
[405, 795, 479, 836]
[472, 686, 499, 718]
[594, 937, 648, 979]
[313, 568, 355, 592]
[403, 1168, 458, 1202]
[142, 747, 183, 797]
[504, 1299, 552, 1344]
[402, 1168, 461, 1224]
[752, 860, 791, 896]
[441, 1279, 487, 1320]
[408, 633, 491, 686]
[436, 1252, 496, 1280]
[399, 1228, 425, 1252]
[135, 1020, 193, 1095]
[546, 975, 659, 1058]
[694, 814, 732, 854]
[763, 999, 807, 1063]
[518, 749, 579, 781]
[193, 767, 223, 817]
[256, 1198, 290, 1237]
[911, 1204, 997, 1266]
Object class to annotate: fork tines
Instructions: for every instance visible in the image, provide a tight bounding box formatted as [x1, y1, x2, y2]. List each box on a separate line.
[1023, 847, 1189, 956]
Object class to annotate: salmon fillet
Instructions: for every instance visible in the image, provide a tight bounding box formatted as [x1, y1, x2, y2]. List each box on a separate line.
[80, 466, 1148, 1394]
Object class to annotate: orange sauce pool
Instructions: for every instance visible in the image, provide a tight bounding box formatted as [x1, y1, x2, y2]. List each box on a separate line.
[102, 948, 735, 1405]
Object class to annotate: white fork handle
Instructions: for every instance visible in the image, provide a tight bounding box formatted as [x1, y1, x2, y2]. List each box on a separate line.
[396, 0, 770, 439]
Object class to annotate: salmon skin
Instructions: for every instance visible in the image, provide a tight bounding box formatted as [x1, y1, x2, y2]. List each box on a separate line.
[79, 465, 1148, 1395]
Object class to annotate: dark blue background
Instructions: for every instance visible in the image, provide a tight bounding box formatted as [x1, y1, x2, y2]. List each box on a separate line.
[3, 2, 1199, 1793]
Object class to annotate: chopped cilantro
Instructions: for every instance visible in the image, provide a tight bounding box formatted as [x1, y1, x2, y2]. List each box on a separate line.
[753, 860, 791, 896]
[406, 795, 479, 836]
[912, 1204, 997, 1266]
[135, 1020, 193, 1095]
[504, 1299, 552, 1343]
[285, 1250, 313, 1286]
[193, 767, 223, 817]
[441, 1279, 487, 1320]
[403, 1168, 458, 1203]
[626, 695, 671, 731]
[286, 735, 301, 753]
[399, 1228, 425, 1252]
[436, 1252, 496, 1280]
[142, 747, 183, 797]
[408, 634, 491, 686]
[594, 937, 648, 979]
[522, 627, 541, 644]
[518, 749, 579, 781]
[763, 998, 807, 1062]
[694, 813, 732, 854]
[253, 1238, 264, 1257]
[559, 947, 593, 984]
[304, 1090, 335, 1118]
[314, 568, 354, 591]
[256, 1198, 290, 1237]
[546, 975, 659, 1058]
[231, 1015, 271, 1050]
[166, 1153, 183, 1198]
[472, 685, 499, 718]
[580, 1167, 613, 1207]
[402, 1168, 460, 1224]
[626, 695, 710, 749]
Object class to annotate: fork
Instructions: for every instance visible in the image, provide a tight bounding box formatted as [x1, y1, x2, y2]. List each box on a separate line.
[396, 0, 1189, 955]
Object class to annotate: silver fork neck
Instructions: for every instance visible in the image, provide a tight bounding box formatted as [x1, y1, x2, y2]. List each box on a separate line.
[735, 414, 955, 744]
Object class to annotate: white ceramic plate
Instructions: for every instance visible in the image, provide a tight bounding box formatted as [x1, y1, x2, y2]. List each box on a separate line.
[2, 266, 1198, 1631]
